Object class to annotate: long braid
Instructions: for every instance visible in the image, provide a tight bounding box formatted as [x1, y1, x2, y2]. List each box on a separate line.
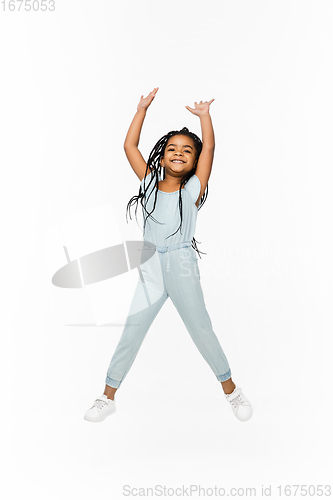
[126, 127, 209, 259]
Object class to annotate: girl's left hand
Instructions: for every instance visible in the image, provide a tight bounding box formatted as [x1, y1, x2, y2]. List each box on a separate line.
[185, 99, 215, 116]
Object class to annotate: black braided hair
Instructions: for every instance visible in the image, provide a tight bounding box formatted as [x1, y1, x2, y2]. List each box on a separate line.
[126, 127, 209, 259]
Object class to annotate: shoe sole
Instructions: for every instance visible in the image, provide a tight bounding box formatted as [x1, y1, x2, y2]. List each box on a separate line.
[84, 408, 116, 422]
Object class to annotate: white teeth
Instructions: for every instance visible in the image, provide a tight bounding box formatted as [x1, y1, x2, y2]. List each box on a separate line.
[172, 160, 184, 163]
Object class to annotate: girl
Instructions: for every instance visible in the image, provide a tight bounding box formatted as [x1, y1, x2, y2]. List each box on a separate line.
[84, 88, 253, 423]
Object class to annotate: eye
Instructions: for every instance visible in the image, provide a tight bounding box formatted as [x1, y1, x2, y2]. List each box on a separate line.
[167, 148, 191, 153]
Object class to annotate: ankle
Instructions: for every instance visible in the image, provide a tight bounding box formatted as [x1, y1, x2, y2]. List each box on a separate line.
[223, 382, 237, 395]
[104, 394, 114, 400]
[104, 384, 117, 401]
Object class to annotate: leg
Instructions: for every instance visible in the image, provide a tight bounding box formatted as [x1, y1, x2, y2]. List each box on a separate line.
[105, 278, 169, 390]
[221, 378, 236, 394]
[167, 248, 232, 383]
[104, 385, 117, 400]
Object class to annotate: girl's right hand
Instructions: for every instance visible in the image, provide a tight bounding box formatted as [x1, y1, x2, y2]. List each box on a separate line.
[137, 87, 159, 111]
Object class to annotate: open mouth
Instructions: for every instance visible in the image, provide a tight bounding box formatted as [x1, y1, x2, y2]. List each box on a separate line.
[171, 160, 185, 163]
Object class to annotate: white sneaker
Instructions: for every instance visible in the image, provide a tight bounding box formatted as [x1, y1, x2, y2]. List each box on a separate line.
[83, 394, 116, 422]
[225, 386, 253, 422]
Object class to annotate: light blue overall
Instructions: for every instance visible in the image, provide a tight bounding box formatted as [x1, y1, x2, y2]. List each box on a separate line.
[105, 171, 231, 388]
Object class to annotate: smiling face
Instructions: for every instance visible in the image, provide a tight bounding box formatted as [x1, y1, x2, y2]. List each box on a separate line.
[161, 135, 197, 176]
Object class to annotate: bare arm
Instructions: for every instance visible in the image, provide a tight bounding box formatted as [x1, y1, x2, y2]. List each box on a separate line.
[185, 99, 215, 203]
[124, 108, 147, 149]
[199, 112, 215, 149]
[124, 88, 159, 181]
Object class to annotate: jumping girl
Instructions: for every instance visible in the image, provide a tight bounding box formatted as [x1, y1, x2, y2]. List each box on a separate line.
[84, 88, 253, 423]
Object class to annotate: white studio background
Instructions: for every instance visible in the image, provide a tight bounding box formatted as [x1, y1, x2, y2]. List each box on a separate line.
[1, 0, 332, 499]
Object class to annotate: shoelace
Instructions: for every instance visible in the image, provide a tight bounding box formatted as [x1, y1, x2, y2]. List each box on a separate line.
[91, 398, 108, 410]
[229, 394, 244, 409]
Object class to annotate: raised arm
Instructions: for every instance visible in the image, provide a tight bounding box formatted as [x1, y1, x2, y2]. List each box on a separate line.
[185, 99, 215, 201]
[124, 87, 159, 181]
